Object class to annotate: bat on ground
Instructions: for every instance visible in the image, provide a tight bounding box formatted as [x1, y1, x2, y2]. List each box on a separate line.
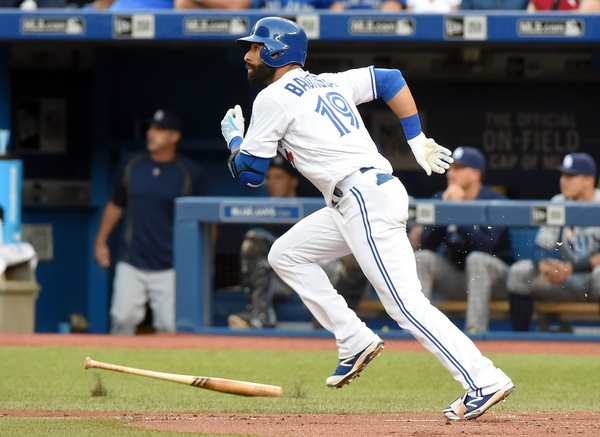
[84, 356, 283, 397]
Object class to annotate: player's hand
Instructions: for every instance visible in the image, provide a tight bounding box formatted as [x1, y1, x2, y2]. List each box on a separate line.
[220, 104, 245, 149]
[442, 184, 466, 201]
[539, 259, 572, 283]
[410, 137, 453, 176]
[94, 243, 111, 269]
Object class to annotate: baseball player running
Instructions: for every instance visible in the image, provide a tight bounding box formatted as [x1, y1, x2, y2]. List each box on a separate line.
[220, 17, 514, 420]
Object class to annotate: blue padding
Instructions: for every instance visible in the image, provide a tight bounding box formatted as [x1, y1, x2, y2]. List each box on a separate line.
[239, 170, 265, 187]
[233, 152, 271, 187]
[374, 68, 406, 102]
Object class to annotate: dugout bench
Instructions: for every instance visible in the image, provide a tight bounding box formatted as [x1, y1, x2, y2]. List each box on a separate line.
[356, 228, 600, 332]
[357, 296, 600, 333]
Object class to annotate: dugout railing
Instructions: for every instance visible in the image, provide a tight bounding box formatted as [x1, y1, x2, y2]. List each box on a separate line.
[174, 197, 600, 332]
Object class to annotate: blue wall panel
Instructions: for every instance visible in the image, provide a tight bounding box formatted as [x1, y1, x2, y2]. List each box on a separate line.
[2, 11, 599, 332]
[22, 208, 95, 332]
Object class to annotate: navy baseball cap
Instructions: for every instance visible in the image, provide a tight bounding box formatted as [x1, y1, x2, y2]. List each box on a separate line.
[452, 147, 486, 174]
[150, 109, 182, 132]
[557, 153, 597, 177]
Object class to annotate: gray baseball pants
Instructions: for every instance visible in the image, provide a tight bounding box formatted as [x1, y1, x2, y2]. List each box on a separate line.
[110, 261, 175, 335]
[414, 250, 509, 333]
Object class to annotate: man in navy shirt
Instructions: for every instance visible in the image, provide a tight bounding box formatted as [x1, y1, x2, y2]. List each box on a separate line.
[409, 147, 513, 334]
[94, 109, 205, 335]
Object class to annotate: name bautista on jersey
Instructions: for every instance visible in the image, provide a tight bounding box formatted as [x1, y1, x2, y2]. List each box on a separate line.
[284, 74, 337, 96]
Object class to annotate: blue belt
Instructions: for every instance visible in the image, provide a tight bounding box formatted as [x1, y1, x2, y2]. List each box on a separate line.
[333, 167, 374, 198]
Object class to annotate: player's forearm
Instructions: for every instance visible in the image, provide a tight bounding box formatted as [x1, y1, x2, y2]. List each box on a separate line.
[374, 69, 449, 175]
[373, 68, 418, 119]
[386, 85, 419, 120]
[95, 201, 123, 244]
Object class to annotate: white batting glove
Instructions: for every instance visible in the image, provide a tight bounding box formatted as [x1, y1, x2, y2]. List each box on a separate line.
[408, 133, 453, 176]
[220, 104, 245, 149]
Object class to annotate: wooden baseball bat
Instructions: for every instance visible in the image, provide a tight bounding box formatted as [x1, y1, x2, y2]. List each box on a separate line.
[84, 356, 283, 397]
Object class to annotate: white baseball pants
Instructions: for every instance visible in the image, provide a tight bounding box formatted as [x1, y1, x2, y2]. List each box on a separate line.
[269, 169, 510, 395]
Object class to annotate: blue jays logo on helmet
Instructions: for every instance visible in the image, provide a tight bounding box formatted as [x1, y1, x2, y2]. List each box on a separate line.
[236, 17, 307, 68]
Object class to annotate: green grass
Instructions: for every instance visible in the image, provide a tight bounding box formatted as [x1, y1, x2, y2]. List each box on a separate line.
[1, 345, 599, 436]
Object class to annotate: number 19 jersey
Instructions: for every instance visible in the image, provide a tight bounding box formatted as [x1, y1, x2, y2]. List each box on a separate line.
[241, 66, 394, 207]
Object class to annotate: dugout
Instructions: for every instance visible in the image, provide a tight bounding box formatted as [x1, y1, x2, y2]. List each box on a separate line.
[0, 11, 599, 333]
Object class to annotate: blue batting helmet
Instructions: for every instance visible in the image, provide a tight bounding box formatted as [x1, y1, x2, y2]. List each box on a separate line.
[236, 17, 307, 68]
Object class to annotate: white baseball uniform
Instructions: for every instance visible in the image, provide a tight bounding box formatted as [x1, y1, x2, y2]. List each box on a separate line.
[240, 66, 510, 396]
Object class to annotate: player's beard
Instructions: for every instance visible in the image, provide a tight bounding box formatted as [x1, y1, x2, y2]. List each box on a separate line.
[248, 63, 276, 86]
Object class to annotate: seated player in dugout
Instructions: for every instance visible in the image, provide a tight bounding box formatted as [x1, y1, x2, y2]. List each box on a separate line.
[409, 147, 514, 334]
[507, 152, 600, 331]
[228, 154, 370, 329]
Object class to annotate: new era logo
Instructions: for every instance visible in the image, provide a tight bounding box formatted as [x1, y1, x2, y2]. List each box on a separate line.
[113, 15, 155, 39]
[444, 16, 487, 40]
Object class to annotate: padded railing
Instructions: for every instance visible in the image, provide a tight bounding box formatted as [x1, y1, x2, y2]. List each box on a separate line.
[174, 197, 600, 332]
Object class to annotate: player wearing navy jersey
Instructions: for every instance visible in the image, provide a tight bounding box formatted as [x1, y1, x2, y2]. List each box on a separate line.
[95, 109, 205, 335]
[220, 17, 514, 420]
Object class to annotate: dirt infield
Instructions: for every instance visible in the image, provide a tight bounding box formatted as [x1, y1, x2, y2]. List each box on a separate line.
[2, 333, 600, 436]
[2, 410, 599, 436]
[3, 332, 600, 355]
